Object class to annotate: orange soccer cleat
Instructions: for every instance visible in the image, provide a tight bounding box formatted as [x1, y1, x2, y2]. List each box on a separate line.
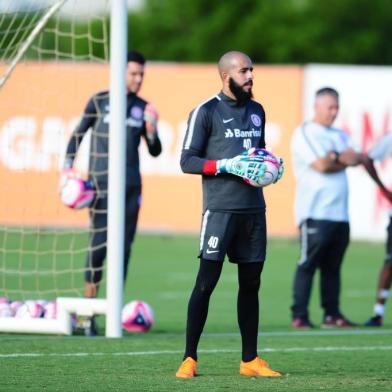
[240, 356, 283, 377]
[175, 357, 197, 378]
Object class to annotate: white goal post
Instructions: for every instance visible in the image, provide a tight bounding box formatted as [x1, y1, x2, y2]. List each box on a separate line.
[0, 0, 127, 337]
[106, 0, 127, 338]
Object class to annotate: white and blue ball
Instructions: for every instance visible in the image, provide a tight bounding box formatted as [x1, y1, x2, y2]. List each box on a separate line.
[122, 300, 154, 332]
[243, 147, 281, 187]
[0, 298, 12, 317]
[61, 178, 95, 209]
[14, 300, 44, 318]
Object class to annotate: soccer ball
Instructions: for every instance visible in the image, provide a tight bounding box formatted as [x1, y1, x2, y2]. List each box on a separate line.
[0, 303, 12, 317]
[42, 301, 57, 319]
[0, 298, 12, 317]
[243, 147, 281, 187]
[14, 300, 44, 318]
[122, 300, 154, 332]
[9, 300, 23, 316]
[60, 177, 95, 209]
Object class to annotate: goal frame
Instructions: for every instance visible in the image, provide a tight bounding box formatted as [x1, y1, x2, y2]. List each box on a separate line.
[0, 0, 127, 337]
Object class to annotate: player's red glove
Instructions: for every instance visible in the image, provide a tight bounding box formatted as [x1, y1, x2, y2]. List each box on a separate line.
[144, 103, 159, 136]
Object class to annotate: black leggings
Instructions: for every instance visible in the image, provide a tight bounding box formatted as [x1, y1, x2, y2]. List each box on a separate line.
[184, 259, 264, 362]
[84, 187, 140, 284]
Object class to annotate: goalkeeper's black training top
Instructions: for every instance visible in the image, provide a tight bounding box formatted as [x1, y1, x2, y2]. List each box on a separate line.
[180, 92, 266, 212]
[64, 91, 161, 196]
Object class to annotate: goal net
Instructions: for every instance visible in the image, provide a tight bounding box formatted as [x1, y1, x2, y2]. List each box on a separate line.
[0, 0, 114, 332]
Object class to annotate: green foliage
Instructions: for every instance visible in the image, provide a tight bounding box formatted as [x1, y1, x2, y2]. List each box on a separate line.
[1, 1, 392, 65]
[129, 0, 392, 65]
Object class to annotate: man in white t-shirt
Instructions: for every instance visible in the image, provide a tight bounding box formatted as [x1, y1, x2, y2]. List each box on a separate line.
[363, 132, 392, 326]
[290, 87, 366, 328]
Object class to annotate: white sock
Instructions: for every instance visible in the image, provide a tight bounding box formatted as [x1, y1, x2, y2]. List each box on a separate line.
[374, 303, 385, 317]
[378, 289, 390, 299]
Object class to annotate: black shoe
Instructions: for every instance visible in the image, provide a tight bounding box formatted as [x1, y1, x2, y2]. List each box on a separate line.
[84, 316, 99, 336]
[292, 317, 315, 329]
[364, 315, 383, 327]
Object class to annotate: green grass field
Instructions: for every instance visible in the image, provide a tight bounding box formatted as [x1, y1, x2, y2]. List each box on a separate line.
[1, 233, 392, 391]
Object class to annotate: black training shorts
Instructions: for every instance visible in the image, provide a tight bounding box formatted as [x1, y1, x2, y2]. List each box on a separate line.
[198, 210, 266, 263]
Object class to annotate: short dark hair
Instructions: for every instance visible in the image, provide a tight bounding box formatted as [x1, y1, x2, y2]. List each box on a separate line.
[315, 87, 339, 99]
[127, 51, 145, 65]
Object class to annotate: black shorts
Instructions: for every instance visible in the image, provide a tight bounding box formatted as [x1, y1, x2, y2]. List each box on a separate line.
[198, 210, 266, 263]
[385, 216, 392, 264]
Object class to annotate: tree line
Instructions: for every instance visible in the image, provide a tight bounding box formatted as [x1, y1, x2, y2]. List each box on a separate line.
[129, 0, 392, 65]
[1, 0, 392, 65]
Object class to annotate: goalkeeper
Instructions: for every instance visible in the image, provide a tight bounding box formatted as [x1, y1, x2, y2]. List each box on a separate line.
[176, 51, 283, 378]
[62, 51, 161, 335]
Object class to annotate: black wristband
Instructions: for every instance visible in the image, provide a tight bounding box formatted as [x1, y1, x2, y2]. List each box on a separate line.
[330, 151, 340, 163]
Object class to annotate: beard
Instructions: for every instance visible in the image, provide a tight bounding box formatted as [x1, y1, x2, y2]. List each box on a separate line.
[229, 77, 253, 103]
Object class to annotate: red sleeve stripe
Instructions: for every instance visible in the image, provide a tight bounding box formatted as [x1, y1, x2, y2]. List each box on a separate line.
[202, 160, 217, 175]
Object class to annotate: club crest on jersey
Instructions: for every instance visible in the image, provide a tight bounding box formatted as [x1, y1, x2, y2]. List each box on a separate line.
[131, 106, 143, 119]
[250, 114, 261, 127]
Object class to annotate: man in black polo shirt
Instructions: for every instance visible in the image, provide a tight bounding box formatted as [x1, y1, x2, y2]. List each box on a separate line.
[62, 51, 161, 335]
[175, 51, 283, 378]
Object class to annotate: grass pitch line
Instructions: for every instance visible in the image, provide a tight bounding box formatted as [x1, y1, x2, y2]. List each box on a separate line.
[1, 328, 392, 341]
[1, 345, 392, 359]
[207, 328, 392, 338]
